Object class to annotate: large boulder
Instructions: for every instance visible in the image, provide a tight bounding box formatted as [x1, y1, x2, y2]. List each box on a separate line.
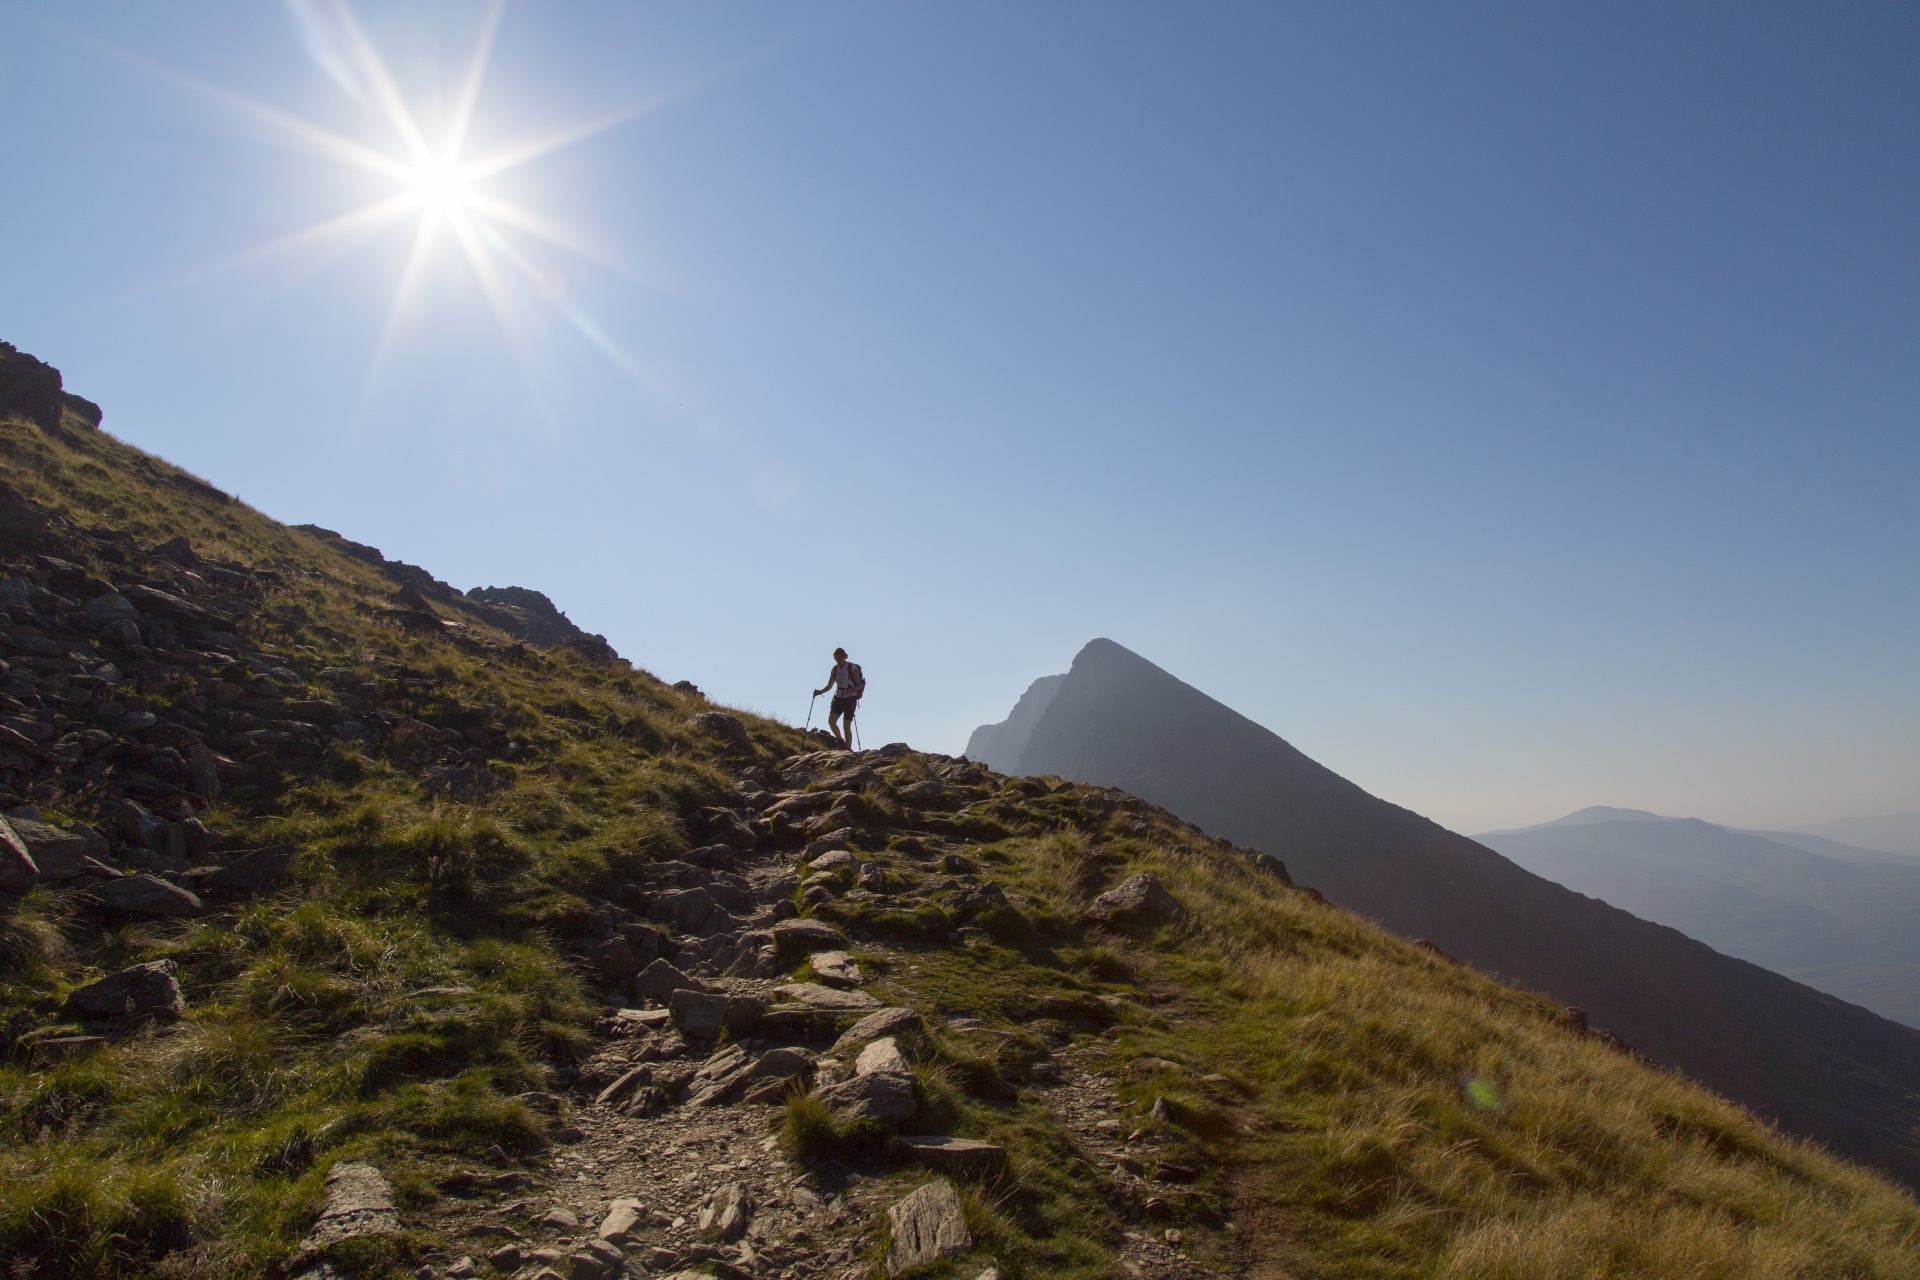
[648, 887, 716, 934]
[1087, 873, 1184, 931]
[92, 873, 204, 918]
[670, 989, 765, 1040]
[855, 1036, 910, 1077]
[0, 342, 67, 434]
[2, 815, 86, 866]
[815, 1069, 917, 1128]
[632, 958, 704, 1007]
[886, 1179, 972, 1275]
[64, 960, 184, 1021]
[741, 1045, 816, 1104]
[83, 592, 139, 625]
[3, 816, 114, 882]
[747, 1046, 815, 1083]
[0, 819, 37, 896]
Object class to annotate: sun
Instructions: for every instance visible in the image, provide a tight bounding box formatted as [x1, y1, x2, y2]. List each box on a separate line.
[145, 0, 664, 383]
[405, 156, 476, 221]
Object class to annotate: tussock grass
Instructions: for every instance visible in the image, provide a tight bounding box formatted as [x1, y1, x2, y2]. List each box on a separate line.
[1027, 826, 1920, 1279]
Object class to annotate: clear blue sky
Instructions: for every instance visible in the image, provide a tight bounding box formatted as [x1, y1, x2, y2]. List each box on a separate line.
[3, 2, 1915, 835]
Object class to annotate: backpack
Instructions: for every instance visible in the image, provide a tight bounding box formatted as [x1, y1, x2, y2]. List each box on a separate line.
[848, 662, 865, 698]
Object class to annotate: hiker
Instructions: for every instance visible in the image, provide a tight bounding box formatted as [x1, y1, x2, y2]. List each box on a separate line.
[813, 647, 865, 749]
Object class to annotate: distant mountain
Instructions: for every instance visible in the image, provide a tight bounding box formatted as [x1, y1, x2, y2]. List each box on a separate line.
[1486, 807, 1920, 871]
[1789, 812, 1920, 860]
[969, 637, 1920, 1187]
[1479, 816, 1920, 1027]
[965, 674, 1064, 771]
[1481, 805, 1672, 831]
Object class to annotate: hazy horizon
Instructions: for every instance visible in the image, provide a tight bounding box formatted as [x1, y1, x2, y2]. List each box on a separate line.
[3, 2, 1915, 836]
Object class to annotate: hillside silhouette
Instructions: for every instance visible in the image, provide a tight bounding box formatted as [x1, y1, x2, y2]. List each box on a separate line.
[969, 637, 1920, 1186]
[3, 347, 1918, 1276]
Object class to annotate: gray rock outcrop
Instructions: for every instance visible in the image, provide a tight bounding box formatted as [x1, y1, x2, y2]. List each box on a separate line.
[832, 1007, 924, 1054]
[93, 873, 204, 918]
[698, 1182, 752, 1242]
[771, 917, 843, 962]
[815, 1068, 917, 1128]
[300, 1162, 401, 1251]
[0, 819, 36, 896]
[886, 1178, 972, 1274]
[1088, 873, 1185, 930]
[64, 960, 184, 1021]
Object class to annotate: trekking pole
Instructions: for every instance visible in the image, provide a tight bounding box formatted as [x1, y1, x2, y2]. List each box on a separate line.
[804, 692, 818, 733]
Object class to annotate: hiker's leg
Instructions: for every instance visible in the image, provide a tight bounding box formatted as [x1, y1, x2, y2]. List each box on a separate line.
[828, 709, 848, 747]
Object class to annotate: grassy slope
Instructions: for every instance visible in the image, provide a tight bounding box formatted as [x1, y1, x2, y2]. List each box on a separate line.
[1, 416, 1917, 1279]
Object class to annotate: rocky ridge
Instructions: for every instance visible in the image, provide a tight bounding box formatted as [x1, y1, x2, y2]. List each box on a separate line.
[5, 354, 1916, 1280]
[269, 740, 1272, 1280]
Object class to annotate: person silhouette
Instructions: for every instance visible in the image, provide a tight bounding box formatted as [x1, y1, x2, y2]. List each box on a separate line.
[813, 647, 865, 749]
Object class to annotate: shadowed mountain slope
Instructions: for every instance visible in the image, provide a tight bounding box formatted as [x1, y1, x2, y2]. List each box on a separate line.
[974, 637, 1920, 1186]
[1479, 816, 1920, 1028]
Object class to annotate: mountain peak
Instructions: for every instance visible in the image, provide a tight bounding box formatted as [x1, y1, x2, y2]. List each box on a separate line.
[971, 639, 1920, 1186]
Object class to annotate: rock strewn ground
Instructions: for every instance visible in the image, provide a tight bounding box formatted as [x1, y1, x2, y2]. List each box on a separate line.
[384, 747, 1264, 1280]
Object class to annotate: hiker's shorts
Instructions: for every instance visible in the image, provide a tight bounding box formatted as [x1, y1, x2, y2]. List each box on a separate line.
[830, 695, 858, 719]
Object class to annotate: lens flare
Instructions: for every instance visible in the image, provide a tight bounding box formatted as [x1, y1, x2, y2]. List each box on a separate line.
[1462, 1074, 1503, 1112]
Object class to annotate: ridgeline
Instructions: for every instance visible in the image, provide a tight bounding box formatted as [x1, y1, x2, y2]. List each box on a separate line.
[1, 351, 1916, 1279]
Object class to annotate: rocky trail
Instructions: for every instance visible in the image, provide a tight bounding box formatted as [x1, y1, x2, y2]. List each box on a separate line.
[294, 748, 1254, 1280]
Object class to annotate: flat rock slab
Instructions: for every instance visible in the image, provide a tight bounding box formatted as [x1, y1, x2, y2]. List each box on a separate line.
[776, 983, 881, 1011]
[832, 1007, 924, 1054]
[802, 829, 854, 858]
[2, 815, 88, 869]
[898, 1135, 1009, 1178]
[887, 1178, 972, 1274]
[770, 917, 843, 961]
[301, 1162, 400, 1251]
[92, 873, 204, 918]
[806, 849, 856, 873]
[810, 950, 864, 986]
